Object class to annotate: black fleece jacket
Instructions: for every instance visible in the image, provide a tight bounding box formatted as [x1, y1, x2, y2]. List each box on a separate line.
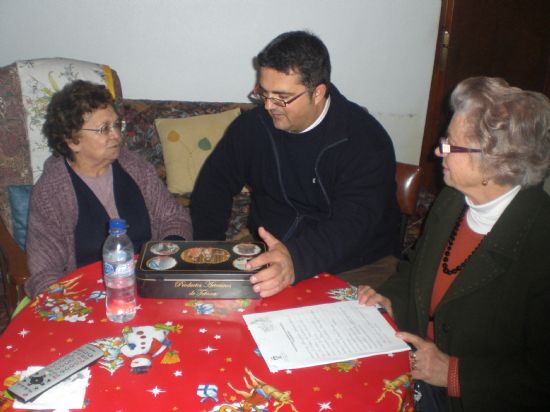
[191, 84, 400, 281]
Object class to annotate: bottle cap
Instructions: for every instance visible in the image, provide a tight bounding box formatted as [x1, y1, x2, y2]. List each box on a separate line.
[109, 218, 127, 230]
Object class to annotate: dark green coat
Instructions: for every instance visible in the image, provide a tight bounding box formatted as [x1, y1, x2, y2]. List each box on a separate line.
[379, 186, 550, 411]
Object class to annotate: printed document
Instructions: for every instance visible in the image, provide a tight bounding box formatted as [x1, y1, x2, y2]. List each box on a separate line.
[244, 300, 409, 372]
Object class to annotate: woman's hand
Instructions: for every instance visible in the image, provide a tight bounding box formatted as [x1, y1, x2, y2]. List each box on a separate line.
[357, 285, 394, 318]
[397, 332, 450, 387]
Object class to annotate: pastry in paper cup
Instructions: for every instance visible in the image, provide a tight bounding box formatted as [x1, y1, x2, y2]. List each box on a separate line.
[233, 256, 253, 271]
[150, 242, 180, 255]
[147, 256, 177, 270]
[232, 243, 261, 256]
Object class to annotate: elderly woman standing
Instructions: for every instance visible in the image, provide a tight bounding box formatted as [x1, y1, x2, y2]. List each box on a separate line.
[359, 77, 550, 410]
[25, 80, 192, 297]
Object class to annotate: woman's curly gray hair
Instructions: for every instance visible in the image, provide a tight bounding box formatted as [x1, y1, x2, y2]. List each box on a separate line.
[451, 76, 550, 187]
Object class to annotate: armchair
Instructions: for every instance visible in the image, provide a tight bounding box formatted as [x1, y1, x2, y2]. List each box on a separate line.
[0, 58, 122, 316]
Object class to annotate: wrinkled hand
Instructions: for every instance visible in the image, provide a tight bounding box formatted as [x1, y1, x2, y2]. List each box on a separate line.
[357, 285, 394, 318]
[247, 227, 295, 298]
[398, 332, 450, 387]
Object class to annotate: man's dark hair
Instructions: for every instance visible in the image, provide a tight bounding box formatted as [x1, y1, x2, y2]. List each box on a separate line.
[255, 30, 331, 91]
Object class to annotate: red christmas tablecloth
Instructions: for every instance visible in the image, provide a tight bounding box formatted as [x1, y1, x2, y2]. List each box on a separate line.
[0, 261, 413, 411]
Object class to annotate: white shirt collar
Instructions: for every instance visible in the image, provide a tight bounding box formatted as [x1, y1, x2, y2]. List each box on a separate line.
[465, 185, 521, 234]
[300, 96, 331, 133]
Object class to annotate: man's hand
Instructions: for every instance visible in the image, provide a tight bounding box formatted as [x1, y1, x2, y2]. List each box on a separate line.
[397, 332, 450, 387]
[247, 227, 295, 298]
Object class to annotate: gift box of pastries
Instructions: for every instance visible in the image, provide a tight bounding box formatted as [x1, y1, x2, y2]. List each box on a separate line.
[135, 240, 266, 299]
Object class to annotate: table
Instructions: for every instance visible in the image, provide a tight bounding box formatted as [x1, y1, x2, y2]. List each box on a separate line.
[0, 261, 413, 411]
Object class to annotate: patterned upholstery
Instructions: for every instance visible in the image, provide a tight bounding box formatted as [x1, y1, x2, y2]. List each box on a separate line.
[122, 100, 253, 179]
[17, 59, 119, 182]
[121, 99, 255, 239]
[0, 58, 122, 236]
[0, 63, 33, 237]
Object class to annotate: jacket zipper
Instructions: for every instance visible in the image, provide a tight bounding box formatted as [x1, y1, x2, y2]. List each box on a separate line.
[260, 114, 347, 241]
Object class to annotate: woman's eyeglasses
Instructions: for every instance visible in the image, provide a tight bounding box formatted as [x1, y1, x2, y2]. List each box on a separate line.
[439, 137, 481, 154]
[81, 120, 126, 136]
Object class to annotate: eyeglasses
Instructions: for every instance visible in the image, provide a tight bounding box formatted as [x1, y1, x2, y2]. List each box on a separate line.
[249, 86, 308, 107]
[81, 120, 126, 136]
[439, 137, 481, 154]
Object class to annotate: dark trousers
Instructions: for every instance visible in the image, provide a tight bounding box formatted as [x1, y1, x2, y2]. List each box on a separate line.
[414, 380, 449, 412]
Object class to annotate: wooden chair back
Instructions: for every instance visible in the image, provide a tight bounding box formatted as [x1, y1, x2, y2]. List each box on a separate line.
[395, 162, 422, 249]
[0, 216, 29, 317]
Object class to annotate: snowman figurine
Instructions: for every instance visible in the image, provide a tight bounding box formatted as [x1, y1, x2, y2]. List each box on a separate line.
[120, 325, 171, 373]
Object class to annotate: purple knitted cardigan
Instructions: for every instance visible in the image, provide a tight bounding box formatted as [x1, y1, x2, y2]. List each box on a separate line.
[25, 148, 193, 297]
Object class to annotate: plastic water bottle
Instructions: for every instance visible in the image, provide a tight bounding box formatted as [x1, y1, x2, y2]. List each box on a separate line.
[103, 218, 137, 322]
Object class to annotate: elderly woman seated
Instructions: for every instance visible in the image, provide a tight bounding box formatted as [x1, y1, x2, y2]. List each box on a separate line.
[359, 76, 550, 410]
[25, 80, 192, 297]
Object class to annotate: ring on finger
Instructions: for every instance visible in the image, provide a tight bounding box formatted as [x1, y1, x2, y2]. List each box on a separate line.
[409, 351, 417, 370]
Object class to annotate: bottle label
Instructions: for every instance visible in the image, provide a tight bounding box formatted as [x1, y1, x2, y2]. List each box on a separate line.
[104, 261, 134, 277]
[103, 262, 115, 276]
[115, 261, 135, 276]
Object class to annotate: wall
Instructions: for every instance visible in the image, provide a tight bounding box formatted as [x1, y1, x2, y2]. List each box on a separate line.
[0, 0, 441, 165]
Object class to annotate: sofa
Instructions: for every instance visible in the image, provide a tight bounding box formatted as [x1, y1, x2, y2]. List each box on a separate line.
[0, 58, 427, 318]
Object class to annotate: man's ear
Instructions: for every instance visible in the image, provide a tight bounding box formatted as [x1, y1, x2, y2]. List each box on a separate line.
[314, 83, 328, 102]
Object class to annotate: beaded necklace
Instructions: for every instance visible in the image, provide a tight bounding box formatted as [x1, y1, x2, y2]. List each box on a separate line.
[442, 207, 486, 275]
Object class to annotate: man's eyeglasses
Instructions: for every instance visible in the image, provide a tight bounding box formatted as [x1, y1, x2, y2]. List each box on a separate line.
[249, 86, 308, 107]
[439, 137, 481, 154]
[81, 120, 126, 136]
